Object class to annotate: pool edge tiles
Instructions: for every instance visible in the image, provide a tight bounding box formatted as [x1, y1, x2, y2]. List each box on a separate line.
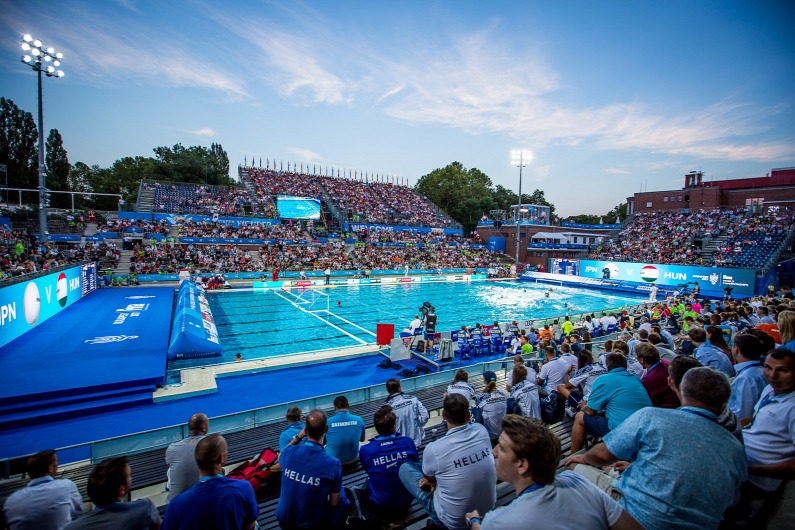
[154, 343, 388, 402]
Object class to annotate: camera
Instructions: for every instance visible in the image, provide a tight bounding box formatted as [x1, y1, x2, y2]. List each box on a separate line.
[419, 301, 432, 316]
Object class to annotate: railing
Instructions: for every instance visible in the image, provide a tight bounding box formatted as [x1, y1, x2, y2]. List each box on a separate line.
[66, 360, 510, 464]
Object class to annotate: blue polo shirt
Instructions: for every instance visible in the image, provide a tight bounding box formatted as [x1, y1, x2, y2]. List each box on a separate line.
[278, 421, 305, 452]
[359, 434, 419, 511]
[276, 440, 342, 529]
[587, 367, 651, 430]
[605, 407, 747, 530]
[326, 410, 366, 464]
[162, 476, 258, 530]
[695, 343, 734, 377]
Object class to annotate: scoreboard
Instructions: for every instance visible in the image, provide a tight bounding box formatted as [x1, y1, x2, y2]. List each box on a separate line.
[551, 258, 579, 276]
[81, 262, 98, 296]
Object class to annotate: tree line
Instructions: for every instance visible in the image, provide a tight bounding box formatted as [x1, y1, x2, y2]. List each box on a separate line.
[415, 161, 626, 234]
[0, 97, 232, 212]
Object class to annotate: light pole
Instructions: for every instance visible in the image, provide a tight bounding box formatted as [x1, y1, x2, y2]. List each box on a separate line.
[21, 34, 64, 244]
[511, 149, 532, 268]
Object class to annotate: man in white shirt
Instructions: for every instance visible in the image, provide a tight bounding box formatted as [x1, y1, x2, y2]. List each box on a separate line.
[408, 314, 422, 334]
[385, 378, 429, 448]
[400, 394, 496, 530]
[465, 416, 640, 530]
[537, 345, 577, 396]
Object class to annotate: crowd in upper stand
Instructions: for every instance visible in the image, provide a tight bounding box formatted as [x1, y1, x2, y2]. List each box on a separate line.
[95, 218, 169, 235]
[149, 182, 253, 217]
[589, 208, 794, 268]
[177, 220, 301, 240]
[243, 167, 453, 227]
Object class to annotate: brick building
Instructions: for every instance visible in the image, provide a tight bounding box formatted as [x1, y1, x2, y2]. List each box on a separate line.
[627, 167, 795, 215]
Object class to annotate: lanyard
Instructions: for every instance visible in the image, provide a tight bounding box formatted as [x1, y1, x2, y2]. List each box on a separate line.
[199, 474, 224, 482]
[747, 391, 791, 428]
[518, 483, 546, 497]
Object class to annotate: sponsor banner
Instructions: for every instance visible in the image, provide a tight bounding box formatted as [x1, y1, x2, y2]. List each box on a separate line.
[97, 232, 120, 239]
[345, 222, 463, 236]
[33, 234, 81, 242]
[561, 222, 622, 229]
[527, 243, 588, 249]
[578, 260, 756, 295]
[179, 237, 266, 245]
[118, 211, 279, 226]
[0, 264, 85, 348]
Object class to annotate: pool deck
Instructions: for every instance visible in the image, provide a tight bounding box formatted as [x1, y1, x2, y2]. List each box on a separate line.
[153, 343, 388, 402]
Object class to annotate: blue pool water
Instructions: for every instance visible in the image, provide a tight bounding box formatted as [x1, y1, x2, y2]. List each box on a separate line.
[167, 280, 645, 370]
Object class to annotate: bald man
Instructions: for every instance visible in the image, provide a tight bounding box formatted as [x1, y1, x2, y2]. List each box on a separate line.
[162, 434, 258, 530]
[165, 413, 208, 502]
[276, 409, 344, 530]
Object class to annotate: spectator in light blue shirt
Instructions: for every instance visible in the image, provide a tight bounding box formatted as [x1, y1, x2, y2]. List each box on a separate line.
[278, 406, 305, 452]
[570, 353, 652, 453]
[566, 367, 747, 530]
[3, 450, 83, 530]
[325, 396, 366, 465]
[729, 334, 768, 419]
[689, 327, 734, 377]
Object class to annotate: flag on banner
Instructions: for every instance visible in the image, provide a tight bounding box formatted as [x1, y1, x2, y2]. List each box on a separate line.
[280, 160, 283, 171]
[266, 158, 269, 169]
[259, 157, 262, 168]
[244, 156, 247, 165]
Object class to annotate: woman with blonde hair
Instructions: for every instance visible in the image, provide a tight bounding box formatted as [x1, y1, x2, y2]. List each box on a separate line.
[778, 310, 795, 351]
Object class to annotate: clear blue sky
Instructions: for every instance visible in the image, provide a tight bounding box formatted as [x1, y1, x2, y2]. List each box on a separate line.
[1, 0, 793, 216]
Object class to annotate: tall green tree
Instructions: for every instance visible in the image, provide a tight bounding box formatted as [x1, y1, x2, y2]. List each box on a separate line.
[45, 129, 70, 208]
[152, 143, 233, 186]
[415, 162, 496, 233]
[68, 161, 95, 211]
[211, 142, 230, 179]
[604, 202, 628, 223]
[0, 97, 39, 194]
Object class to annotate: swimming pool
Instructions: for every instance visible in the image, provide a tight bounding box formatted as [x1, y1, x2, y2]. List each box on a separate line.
[166, 280, 645, 370]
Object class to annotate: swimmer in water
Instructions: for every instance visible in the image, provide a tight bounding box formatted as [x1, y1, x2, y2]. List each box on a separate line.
[544, 292, 550, 298]
[337, 300, 342, 307]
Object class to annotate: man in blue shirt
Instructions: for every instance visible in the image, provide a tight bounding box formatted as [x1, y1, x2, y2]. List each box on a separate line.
[326, 396, 366, 465]
[358, 405, 419, 522]
[276, 409, 343, 530]
[689, 327, 733, 377]
[162, 434, 258, 530]
[570, 353, 651, 453]
[278, 406, 305, 452]
[566, 367, 747, 530]
[729, 333, 768, 419]
[3, 449, 83, 530]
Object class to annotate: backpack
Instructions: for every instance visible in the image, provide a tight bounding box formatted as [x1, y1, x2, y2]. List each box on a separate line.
[506, 397, 522, 415]
[540, 390, 565, 424]
[227, 447, 279, 497]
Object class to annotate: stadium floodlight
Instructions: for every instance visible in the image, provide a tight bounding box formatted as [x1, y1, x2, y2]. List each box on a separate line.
[511, 149, 533, 269]
[20, 34, 65, 243]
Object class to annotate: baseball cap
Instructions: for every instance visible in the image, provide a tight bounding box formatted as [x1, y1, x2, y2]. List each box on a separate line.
[483, 370, 497, 382]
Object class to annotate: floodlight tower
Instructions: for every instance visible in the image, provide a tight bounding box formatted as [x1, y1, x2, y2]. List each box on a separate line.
[21, 34, 65, 244]
[511, 149, 532, 268]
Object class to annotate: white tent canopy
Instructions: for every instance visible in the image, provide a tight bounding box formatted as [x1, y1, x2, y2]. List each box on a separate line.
[530, 232, 568, 242]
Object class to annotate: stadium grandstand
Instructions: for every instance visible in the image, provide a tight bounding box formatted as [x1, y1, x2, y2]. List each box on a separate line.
[2, 166, 795, 529]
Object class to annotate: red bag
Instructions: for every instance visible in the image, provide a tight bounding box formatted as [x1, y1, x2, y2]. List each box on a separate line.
[227, 448, 278, 493]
